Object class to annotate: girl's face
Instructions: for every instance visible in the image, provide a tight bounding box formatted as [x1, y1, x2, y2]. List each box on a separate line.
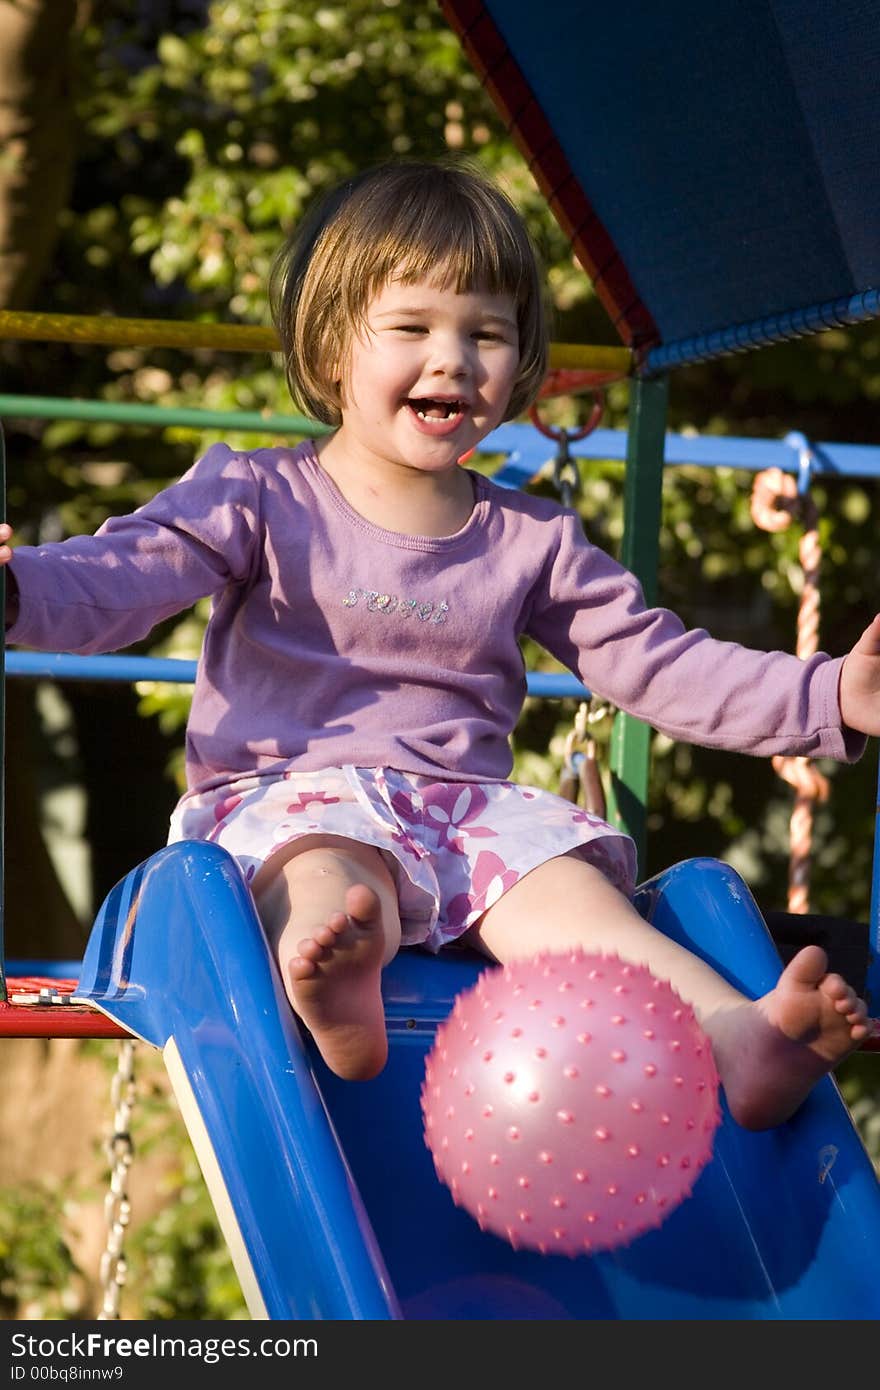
[335, 274, 520, 476]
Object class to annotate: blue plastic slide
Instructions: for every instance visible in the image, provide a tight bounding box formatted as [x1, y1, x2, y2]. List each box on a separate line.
[74, 841, 880, 1319]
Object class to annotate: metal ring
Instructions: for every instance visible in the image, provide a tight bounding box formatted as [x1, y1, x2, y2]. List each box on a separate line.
[528, 391, 604, 442]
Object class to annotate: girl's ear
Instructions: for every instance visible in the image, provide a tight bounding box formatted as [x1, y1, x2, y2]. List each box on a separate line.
[331, 343, 350, 407]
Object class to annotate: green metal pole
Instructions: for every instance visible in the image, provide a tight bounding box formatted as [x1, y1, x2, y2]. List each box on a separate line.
[0, 421, 6, 1001]
[606, 373, 670, 875]
[0, 394, 328, 437]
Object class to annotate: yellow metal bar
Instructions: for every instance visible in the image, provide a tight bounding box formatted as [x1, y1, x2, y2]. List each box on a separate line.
[547, 342, 631, 374]
[0, 309, 632, 376]
[0, 309, 278, 353]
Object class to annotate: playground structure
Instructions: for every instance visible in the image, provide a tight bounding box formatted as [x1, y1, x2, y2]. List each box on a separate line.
[1, 398, 879, 1318]
[2, 0, 880, 1319]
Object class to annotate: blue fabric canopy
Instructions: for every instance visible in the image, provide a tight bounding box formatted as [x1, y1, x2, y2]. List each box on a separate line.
[442, 0, 880, 368]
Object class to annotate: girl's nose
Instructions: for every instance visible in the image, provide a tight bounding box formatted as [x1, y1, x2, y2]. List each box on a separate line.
[428, 333, 470, 377]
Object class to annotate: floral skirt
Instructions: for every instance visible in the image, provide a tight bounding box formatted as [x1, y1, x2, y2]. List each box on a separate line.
[167, 765, 637, 954]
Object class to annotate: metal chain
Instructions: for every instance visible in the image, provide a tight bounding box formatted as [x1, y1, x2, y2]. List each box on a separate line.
[551, 429, 581, 509]
[97, 1039, 136, 1319]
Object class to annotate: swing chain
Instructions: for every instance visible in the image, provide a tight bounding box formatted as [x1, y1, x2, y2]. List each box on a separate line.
[97, 1038, 136, 1320]
[552, 428, 581, 510]
[528, 387, 605, 510]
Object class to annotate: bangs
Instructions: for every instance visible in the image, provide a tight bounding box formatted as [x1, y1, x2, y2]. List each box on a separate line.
[380, 217, 529, 299]
[340, 175, 537, 324]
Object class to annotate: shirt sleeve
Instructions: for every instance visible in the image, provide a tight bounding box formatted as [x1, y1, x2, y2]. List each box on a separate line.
[6, 442, 260, 655]
[525, 510, 864, 762]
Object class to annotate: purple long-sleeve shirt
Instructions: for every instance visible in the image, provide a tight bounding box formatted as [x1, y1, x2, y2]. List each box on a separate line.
[7, 439, 863, 794]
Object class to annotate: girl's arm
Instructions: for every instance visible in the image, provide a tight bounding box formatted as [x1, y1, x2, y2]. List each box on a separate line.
[526, 511, 866, 762]
[5, 444, 259, 656]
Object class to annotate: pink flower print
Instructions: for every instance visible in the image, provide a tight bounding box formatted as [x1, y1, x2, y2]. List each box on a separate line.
[534, 799, 602, 830]
[444, 850, 519, 932]
[374, 789, 423, 859]
[443, 890, 476, 934]
[388, 830, 425, 861]
[212, 794, 243, 825]
[390, 789, 422, 827]
[470, 849, 519, 913]
[420, 784, 497, 854]
[285, 791, 341, 816]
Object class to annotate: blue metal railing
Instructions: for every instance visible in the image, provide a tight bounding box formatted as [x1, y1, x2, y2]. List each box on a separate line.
[4, 650, 591, 700]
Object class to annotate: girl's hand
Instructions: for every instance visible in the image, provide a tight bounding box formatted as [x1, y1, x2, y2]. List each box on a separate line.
[0, 523, 12, 565]
[839, 614, 880, 737]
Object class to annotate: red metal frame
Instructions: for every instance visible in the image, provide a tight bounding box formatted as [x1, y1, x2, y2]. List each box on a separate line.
[0, 978, 133, 1039]
[439, 0, 659, 352]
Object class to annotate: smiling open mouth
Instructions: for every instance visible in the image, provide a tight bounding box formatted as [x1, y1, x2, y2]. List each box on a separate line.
[407, 397, 466, 420]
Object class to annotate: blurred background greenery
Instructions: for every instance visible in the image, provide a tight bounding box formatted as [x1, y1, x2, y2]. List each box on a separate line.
[0, 0, 877, 1319]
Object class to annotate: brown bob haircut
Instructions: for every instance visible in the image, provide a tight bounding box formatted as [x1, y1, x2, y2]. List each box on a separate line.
[269, 159, 548, 426]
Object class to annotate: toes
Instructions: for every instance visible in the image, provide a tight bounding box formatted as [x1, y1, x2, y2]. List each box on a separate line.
[833, 992, 858, 1013]
[345, 883, 381, 923]
[316, 913, 352, 944]
[288, 954, 318, 981]
[785, 944, 829, 987]
[820, 973, 850, 1002]
[296, 937, 327, 962]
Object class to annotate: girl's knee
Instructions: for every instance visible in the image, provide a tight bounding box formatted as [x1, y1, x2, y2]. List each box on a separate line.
[258, 835, 391, 892]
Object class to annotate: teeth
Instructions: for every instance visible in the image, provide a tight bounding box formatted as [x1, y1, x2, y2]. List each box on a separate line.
[413, 401, 462, 420]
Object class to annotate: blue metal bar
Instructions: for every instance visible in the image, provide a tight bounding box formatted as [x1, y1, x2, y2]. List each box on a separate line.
[627, 432, 880, 479]
[527, 672, 590, 699]
[6, 959, 83, 979]
[558, 428, 880, 478]
[6, 651, 198, 683]
[4, 649, 591, 699]
[645, 287, 880, 374]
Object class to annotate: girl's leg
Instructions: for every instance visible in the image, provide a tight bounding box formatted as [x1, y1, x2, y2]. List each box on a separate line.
[252, 835, 402, 1080]
[463, 851, 869, 1130]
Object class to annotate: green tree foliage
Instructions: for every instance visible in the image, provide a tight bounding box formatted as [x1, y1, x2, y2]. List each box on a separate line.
[1, 0, 877, 1317]
[0, 1185, 84, 1319]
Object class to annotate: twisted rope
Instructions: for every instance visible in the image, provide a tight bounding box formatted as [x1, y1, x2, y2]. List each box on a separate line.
[750, 466, 828, 913]
[97, 1039, 136, 1319]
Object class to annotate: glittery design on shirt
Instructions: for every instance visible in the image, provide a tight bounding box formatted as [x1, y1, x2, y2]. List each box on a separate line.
[342, 588, 449, 623]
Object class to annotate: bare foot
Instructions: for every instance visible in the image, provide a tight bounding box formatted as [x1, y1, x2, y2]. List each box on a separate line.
[706, 945, 870, 1130]
[287, 884, 389, 1080]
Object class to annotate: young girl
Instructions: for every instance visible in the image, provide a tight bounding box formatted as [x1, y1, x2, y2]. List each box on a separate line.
[3, 160, 878, 1129]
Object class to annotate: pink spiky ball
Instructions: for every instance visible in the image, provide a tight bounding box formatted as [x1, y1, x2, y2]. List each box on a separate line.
[421, 950, 721, 1256]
